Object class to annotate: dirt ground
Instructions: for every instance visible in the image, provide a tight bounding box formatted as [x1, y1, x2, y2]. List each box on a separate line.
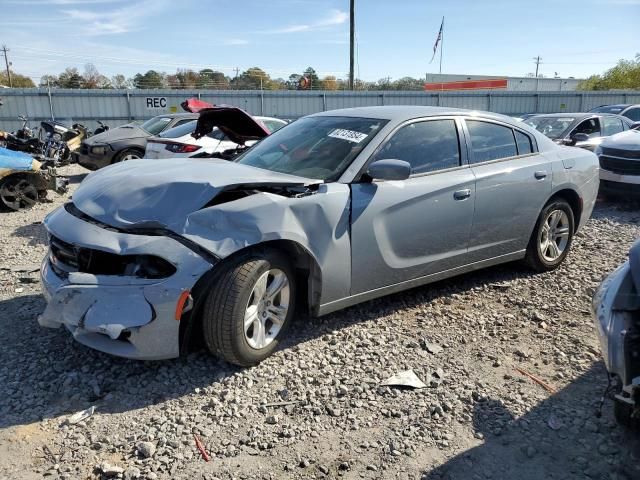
[1, 164, 639, 480]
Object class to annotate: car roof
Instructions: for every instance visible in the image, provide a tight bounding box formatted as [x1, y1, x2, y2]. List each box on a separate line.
[310, 106, 519, 124]
[155, 113, 198, 119]
[528, 112, 628, 119]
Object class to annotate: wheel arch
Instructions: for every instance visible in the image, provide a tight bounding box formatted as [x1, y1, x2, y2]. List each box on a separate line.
[179, 239, 323, 354]
[546, 188, 582, 232]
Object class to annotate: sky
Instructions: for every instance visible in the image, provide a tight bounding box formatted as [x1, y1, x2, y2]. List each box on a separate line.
[0, 0, 638, 84]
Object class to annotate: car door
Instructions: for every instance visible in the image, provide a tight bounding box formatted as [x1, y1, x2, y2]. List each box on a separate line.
[350, 117, 475, 294]
[464, 119, 551, 262]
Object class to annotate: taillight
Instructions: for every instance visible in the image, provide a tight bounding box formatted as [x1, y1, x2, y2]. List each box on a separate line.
[165, 143, 201, 153]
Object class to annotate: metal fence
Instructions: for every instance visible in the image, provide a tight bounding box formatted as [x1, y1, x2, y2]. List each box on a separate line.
[1, 88, 639, 132]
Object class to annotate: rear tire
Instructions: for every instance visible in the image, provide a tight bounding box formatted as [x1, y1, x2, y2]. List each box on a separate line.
[525, 198, 575, 272]
[202, 251, 296, 366]
[112, 148, 143, 163]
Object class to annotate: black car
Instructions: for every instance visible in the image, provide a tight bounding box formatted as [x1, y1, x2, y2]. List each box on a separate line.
[590, 104, 640, 123]
[524, 112, 634, 151]
[76, 113, 198, 170]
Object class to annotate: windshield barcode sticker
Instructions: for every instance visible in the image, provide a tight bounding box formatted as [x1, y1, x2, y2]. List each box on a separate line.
[328, 128, 368, 143]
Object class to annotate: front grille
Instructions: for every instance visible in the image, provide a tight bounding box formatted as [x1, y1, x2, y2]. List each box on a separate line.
[48, 234, 176, 278]
[600, 146, 640, 160]
[599, 156, 640, 176]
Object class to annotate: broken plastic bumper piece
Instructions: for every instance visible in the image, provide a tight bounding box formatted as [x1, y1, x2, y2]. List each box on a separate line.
[38, 206, 213, 360]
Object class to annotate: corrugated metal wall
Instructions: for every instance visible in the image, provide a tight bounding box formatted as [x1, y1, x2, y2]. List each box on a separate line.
[1, 88, 639, 132]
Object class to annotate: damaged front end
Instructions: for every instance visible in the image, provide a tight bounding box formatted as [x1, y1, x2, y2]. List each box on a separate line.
[38, 158, 346, 361]
[593, 240, 640, 424]
[38, 204, 214, 360]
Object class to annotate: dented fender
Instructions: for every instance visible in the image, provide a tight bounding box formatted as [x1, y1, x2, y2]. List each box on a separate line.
[180, 183, 352, 305]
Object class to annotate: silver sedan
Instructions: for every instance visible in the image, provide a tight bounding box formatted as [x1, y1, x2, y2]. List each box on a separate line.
[39, 106, 599, 365]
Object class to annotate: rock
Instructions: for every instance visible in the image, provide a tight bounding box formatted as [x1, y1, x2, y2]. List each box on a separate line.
[124, 467, 141, 479]
[265, 415, 279, 425]
[136, 441, 156, 459]
[100, 462, 124, 477]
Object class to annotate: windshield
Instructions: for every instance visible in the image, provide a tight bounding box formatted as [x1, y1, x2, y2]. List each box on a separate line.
[590, 105, 626, 114]
[524, 116, 575, 139]
[159, 120, 197, 139]
[140, 116, 173, 135]
[235, 116, 388, 181]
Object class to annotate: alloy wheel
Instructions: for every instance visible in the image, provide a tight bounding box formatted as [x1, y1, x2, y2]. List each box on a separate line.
[244, 268, 290, 350]
[539, 209, 570, 262]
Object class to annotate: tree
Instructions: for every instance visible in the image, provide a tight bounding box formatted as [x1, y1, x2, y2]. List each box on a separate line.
[82, 63, 110, 89]
[0, 70, 35, 87]
[57, 67, 84, 88]
[300, 67, 320, 89]
[111, 74, 132, 89]
[321, 75, 338, 90]
[577, 54, 640, 90]
[232, 67, 270, 90]
[133, 70, 166, 89]
[392, 76, 424, 90]
[39, 74, 59, 88]
[198, 69, 229, 89]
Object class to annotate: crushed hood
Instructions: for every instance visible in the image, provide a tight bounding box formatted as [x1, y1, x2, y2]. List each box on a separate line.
[192, 106, 270, 145]
[601, 130, 640, 151]
[72, 158, 317, 231]
[84, 123, 148, 145]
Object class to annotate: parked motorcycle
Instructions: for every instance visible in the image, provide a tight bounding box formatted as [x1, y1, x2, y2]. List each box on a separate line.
[3, 116, 42, 155]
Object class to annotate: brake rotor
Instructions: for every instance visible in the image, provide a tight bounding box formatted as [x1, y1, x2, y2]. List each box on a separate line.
[0, 177, 39, 211]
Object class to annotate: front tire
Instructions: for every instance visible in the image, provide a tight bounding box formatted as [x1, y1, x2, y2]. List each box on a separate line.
[202, 252, 296, 366]
[525, 198, 575, 272]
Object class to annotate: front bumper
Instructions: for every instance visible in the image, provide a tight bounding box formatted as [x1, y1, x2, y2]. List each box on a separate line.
[38, 206, 214, 360]
[600, 168, 640, 186]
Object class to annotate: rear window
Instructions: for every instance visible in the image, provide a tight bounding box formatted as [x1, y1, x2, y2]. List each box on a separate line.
[159, 120, 197, 139]
[590, 105, 627, 114]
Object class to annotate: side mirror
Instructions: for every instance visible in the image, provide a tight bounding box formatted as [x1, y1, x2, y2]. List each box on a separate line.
[631, 121, 640, 130]
[563, 132, 589, 146]
[366, 159, 411, 181]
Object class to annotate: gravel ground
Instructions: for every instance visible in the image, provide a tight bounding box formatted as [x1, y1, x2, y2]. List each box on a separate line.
[1, 164, 640, 480]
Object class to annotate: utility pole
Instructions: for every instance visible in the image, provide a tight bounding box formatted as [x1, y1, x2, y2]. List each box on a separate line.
[533, 56, 542, 77]
[1, 45, 12, 88]
[349, 0, 355, 90]
[233, 67, 240, 90]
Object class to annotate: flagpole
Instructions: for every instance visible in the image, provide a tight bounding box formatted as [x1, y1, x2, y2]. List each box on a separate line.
[439, 16, 444, 76]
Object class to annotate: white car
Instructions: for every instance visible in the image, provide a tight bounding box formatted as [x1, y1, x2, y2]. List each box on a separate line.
[144, 116, 286, 159]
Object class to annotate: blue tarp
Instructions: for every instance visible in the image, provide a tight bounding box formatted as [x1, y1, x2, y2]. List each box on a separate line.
[0, 147, 34, 171]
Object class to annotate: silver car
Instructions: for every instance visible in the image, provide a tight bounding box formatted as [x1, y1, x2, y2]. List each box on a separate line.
[39, 106, 599, 365]
[593, 241, 640, 427]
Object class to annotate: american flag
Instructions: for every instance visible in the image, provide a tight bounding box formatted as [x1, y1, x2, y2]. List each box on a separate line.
[430, 18, 444, 63]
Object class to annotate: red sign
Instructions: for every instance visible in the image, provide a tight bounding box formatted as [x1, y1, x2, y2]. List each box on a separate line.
[424, 79, 508, 91]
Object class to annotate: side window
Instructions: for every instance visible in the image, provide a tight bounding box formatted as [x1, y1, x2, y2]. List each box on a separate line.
[602, 117, 624, 136]
[466, 120, 518, 163]
[625, 108, 640, 122]
[573, 118, 601, 138]
[373, 119, 460, 175]
[514, 130, 533, 155]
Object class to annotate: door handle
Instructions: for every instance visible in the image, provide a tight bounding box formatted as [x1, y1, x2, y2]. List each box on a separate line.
[534, 170, 548, 180]
[453, 189, 471, 200]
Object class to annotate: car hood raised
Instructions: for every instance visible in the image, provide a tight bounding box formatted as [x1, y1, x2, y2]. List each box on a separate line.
[84, 123, 149, 145]
[72, 158, 318, 230]
[601, 130, 640, 151]
[192, 106, 270, 145]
